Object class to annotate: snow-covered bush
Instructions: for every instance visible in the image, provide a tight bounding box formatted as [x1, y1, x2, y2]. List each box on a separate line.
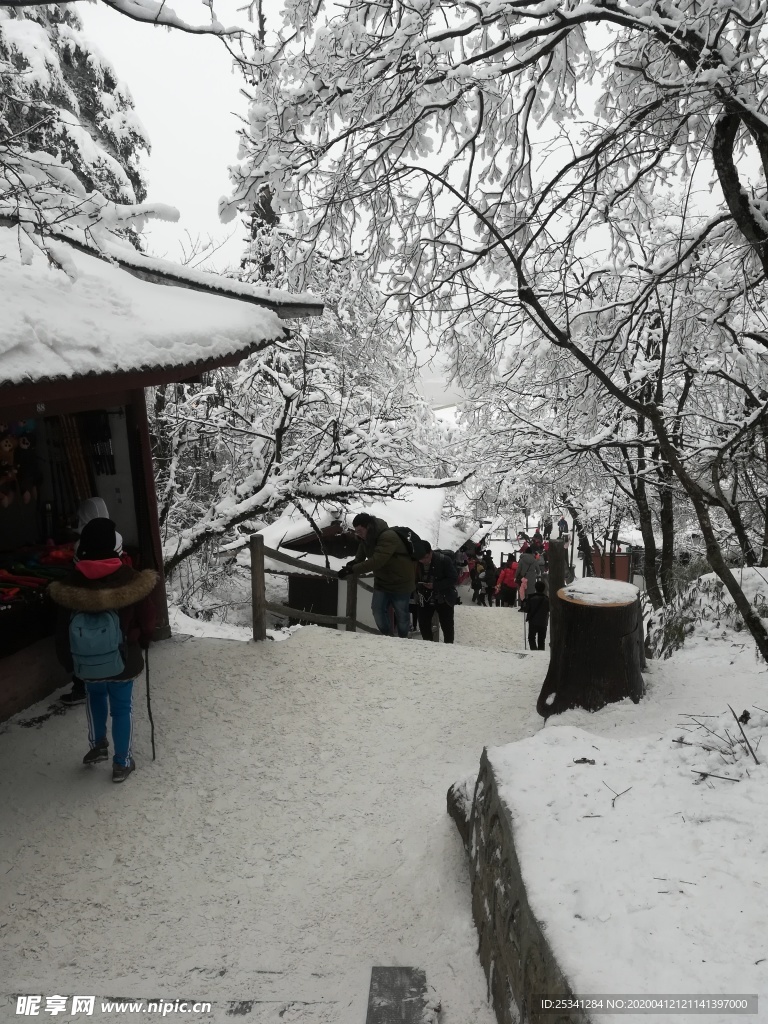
[675, 707, 768, 783]
[647, 569, 768, 660]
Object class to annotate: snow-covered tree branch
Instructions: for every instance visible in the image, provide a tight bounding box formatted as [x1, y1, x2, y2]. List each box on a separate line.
[155, 260, 466, 575]
[0, 0, 244, 37]
[0, 5, 179, 254]
[227, 0, 768, 660]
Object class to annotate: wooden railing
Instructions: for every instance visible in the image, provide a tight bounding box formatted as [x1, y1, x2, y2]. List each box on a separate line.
[250, 534, 377, 641]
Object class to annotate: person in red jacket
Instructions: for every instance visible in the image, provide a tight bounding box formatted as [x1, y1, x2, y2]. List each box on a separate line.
[49, 518, 156, 783]
[495, 557, 519, 607]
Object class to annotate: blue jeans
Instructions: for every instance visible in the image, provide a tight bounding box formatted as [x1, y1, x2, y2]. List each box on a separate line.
[371, 590, 412, 638]
[85, 679, 135, 767]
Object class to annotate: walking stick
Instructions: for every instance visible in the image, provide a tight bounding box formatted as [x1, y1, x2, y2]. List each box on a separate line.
[145, 646, 156, 760]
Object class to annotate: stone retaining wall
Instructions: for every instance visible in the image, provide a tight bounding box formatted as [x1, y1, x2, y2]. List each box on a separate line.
[448, 750, 592, 1024]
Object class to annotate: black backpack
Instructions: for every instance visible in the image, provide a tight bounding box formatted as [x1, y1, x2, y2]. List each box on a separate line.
[391, 526, 430, 560]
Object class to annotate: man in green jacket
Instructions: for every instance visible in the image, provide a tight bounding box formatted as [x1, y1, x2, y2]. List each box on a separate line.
[338, 513, 415, 637]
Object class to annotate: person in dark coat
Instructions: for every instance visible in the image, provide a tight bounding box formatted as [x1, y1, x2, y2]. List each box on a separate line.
[524, 579, 550, 650]
[542, 515, 553, 540]
[557, 515, 569, 538]
[483, 561, 499, 607]
[416, 543, 459, 643]
[515, 548, 542, 607]
[470, 562, 486, 606]
[48, 518, 157, 783]
[339, 513, 416, 637]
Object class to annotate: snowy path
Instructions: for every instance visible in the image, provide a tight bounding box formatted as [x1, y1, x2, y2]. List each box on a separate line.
[452, 591, 527, 652]
[0, 621, 544, 1023]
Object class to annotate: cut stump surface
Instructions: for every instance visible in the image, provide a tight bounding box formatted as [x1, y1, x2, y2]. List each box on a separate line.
[537, 578, 645, 718]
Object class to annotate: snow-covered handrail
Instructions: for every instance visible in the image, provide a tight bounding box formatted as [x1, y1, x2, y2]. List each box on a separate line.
[251, 536, 376, 642]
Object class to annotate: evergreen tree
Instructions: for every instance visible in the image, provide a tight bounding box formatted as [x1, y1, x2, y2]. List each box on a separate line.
[0, 4, 171, 244]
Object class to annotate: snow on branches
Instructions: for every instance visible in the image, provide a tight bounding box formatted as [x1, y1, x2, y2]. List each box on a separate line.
[0, 5, 179, 255]
[155, 261, 463, 574]
[0, 0, 244, 37]
[225, 0, 768, 659]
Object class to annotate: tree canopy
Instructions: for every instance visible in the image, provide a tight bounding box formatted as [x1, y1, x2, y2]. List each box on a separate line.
[225, 0, 768, 656]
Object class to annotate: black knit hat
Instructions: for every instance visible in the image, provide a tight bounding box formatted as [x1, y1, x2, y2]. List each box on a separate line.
[78, 517, 119, 560]
[352, 512, 374, 527]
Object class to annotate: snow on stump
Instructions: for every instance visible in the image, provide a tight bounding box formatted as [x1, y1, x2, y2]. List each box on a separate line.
[536, 577, 645, 718]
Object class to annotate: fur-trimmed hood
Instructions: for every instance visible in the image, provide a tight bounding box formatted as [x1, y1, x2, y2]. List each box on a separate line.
[49, 567, 158, 612]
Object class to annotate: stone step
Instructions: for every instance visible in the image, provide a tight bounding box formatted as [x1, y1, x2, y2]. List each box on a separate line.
[365, 967, 440, 1023]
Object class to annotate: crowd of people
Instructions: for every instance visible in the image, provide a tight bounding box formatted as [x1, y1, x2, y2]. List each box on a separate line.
[338, 512, 568, 652]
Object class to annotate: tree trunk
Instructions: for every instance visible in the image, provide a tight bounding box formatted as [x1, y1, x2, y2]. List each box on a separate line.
[561, 495, 593, 577]
[542, 539, 567, 678]
[537, 580, 645, 718]
[636, 492, 663, 609]
[609, 520, 621, 579]
[622, 443, 664, 609]
[656, 461, 676, 601]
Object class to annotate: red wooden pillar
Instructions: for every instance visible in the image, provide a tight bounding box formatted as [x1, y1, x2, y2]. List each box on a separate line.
[130, 388, 171, 639]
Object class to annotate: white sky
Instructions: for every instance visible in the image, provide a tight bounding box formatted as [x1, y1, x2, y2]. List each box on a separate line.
[80, 0, 260, 272]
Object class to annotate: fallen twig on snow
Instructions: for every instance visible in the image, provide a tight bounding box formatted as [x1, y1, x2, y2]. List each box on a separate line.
[691, 770, 739, 782]
[602, 781, 633, 807]
[728, 703, 760, 764]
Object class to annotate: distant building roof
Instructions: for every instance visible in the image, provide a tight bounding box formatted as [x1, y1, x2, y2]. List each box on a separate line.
[258, 489, 478, 557]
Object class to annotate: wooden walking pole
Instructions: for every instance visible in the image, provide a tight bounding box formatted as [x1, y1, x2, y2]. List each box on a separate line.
[345, 574, 358, 631]
[250, 534, 267, 641]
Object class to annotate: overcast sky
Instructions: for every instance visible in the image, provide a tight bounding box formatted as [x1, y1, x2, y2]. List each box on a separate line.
[81, 0, 258, 271]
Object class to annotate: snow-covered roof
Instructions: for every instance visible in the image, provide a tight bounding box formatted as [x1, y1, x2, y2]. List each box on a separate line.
[58, 227, 323, 320]
[351, 490, 473, 551]
[259, 489, 477, 555]
[0, 224, 307, 389]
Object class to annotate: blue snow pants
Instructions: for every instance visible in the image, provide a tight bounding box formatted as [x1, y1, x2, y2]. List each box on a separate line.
[85, 679, 135, 767]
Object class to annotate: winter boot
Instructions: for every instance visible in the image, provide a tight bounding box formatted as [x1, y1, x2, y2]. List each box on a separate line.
[61, 679, 87, 706]
[83, 739, 109, 765]
[112, 759, 136, 784]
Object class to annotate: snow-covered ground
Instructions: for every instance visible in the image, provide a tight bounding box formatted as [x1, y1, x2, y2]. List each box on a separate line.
[0, 607, 536, 1023]
[488, 610, 768, 1022]
[3, 584, 766, 1023]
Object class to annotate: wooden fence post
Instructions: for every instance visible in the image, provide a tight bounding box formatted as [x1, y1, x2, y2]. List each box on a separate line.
[345, 575, 358, 631]
[250, 534, 267, 642]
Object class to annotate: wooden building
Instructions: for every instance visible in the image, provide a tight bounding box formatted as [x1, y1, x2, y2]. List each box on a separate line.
[0, 225, 322, 720]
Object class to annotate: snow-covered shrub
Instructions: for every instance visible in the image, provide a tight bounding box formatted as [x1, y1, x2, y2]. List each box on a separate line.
[666, 555, 713, 597]
[674, 707, 768, 784]
[647, 568, 768, 659]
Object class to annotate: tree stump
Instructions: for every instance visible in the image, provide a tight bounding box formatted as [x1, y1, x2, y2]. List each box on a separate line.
[536, 578, 645, 718]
